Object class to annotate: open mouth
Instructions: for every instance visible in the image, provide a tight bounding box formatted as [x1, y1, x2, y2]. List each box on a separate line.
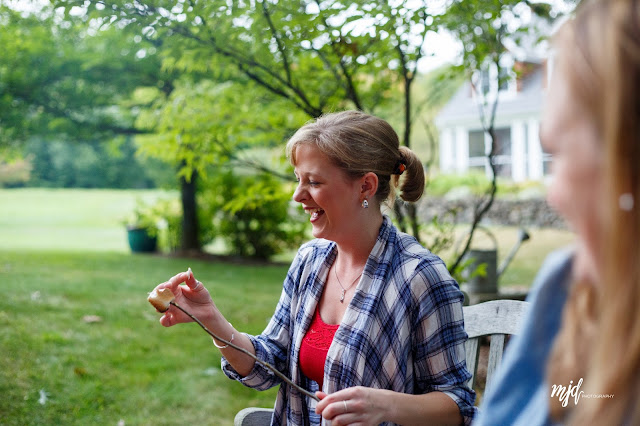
[308, 208, 325, 221]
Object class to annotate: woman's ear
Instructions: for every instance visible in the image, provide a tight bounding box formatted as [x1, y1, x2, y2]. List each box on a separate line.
[360, 172, 379, 199]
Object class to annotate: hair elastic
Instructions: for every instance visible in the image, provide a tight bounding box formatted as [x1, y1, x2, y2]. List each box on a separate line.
[393, 160, 406, 175]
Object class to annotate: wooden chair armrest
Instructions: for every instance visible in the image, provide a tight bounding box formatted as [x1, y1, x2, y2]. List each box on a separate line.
[234, 407, 274, 426]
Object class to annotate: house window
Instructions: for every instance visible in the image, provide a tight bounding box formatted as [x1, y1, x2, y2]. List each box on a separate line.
[469, 130, 485, 157]
[492, 127, 512, 178]
[468, 129, 487, 173]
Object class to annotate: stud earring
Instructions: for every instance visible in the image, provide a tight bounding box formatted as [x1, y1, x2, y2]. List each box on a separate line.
[619, 193, 634, 211]
[362, 199, 369, 209]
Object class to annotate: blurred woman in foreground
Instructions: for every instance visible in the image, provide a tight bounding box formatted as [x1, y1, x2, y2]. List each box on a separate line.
[475, 0, 640, 424]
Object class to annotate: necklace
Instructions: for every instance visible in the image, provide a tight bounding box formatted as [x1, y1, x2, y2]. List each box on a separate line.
[334, 266, 362, 303]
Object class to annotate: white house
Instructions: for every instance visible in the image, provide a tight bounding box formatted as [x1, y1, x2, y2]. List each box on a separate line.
[435, 60, 552, 182]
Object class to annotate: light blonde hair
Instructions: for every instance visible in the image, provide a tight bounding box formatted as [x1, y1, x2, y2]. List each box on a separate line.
[547, 0, 640, 424]
[286, 110, 425, 204]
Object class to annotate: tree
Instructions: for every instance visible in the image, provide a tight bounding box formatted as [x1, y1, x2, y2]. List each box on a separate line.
[53, 0, 445, 242]
[0, 3, 173, 152]
[45, 0, 568, 259]
[441, 0, 560, 273]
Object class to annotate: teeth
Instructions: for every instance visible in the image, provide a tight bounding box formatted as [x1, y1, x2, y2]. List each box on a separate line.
[308, 208, 322, 219]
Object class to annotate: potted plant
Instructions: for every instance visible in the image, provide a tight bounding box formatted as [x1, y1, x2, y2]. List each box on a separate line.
[123, 201, 159, 253]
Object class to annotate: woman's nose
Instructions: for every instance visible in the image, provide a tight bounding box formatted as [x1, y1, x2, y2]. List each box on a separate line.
[292, 183, 306, 203]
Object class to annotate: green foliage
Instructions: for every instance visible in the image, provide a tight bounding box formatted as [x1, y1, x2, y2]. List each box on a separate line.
[122, 199, 162, 236]
[0, 157, 31, 187]
[0, 4, 169, 155]
[150, 198, 184, 253]
[442, 0, 553, 72]
[200, 171, 308, 259]
[22, 137, 174, 189]
[427, 172, 493, 197]
[54, 0, 441, 123]
[426, 172, 547, 198]
[134, 79, 307, 183]
[382, 65, 466, 163]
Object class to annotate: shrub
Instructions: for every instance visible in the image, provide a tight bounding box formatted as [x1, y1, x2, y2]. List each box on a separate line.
[0, 158, 32, 188]
[200, 171, 307, 260]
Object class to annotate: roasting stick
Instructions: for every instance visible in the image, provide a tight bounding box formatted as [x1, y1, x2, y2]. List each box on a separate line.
[148, 289, 319, 401]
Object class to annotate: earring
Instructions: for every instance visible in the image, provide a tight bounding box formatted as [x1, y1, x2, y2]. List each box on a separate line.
[362, 199, 369, 209]
[619, 193, 634, 211]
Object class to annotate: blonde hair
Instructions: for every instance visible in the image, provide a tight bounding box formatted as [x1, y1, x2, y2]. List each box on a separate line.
[286, 110, 425, 204]
[547, 0, 640, 424]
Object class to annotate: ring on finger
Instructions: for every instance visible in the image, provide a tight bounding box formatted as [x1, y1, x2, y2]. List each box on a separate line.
[343, 400, 348, 413]
[194, 280, 202, 289]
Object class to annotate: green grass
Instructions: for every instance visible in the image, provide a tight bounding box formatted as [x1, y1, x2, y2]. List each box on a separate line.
[0, 188, 284, 425]
[0, 188, 174, 252]
[0, 250, 283, 425]
[463, 226, 575, 288]
[422, 224, 575, 288]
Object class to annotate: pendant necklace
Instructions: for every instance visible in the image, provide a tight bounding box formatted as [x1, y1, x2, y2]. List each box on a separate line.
[334, 266, 362, 303]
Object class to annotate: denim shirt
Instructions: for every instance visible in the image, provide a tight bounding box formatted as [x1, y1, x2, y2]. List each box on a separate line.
[473, 248, 573, 426]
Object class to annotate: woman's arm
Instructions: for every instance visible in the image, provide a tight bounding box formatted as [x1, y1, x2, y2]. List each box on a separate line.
[220, 245, 318, 389]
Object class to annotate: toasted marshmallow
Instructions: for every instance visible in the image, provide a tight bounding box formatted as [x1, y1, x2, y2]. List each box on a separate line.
[148, 288, 175, 312]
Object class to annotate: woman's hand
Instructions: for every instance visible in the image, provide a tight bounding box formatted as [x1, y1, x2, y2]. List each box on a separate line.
[151, 268, 217, 327]
[315, 387, 387, 426]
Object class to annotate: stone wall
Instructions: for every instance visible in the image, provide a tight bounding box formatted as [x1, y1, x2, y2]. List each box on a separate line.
[418, 196, 566, 229]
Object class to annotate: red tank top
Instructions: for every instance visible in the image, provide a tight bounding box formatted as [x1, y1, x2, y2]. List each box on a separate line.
[299, 307, 340, 389]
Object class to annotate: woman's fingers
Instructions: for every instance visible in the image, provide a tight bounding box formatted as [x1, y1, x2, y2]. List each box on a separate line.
[159, 311, 175, 327]
[316, 387, 381, 425]
[167, 269, 191, 291]
[316, 389, 350, 416]
[152, 268, 212, 327]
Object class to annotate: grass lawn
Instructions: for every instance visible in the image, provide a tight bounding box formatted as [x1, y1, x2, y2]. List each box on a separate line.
[443, 225, 576, 289]
[0, 250, 284, 425]
[0, 188, 576, 424]
[0, 189, 284, 425]
[0, 188, 173, 252]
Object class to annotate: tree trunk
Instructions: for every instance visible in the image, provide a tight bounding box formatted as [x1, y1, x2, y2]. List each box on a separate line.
[180, 168, 200, 252]
[393, 200, 407, 234]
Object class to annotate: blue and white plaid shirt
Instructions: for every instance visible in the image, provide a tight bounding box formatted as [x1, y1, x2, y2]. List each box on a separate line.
[222, 216, 476, 425]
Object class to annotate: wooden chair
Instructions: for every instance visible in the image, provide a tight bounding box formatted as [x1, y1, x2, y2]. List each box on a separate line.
[234, 408, 274, 426]
[234, 299, 529, 426]
[463, 299, 528, 393]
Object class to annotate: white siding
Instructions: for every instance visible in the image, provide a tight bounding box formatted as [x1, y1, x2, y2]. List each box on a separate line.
[527, 118, 543, 180]
[455, 126, 469, 173]
[511, 121, 527, 182]
[439, 128, 455, 173]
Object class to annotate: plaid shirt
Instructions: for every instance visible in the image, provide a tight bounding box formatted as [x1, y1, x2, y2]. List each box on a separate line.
[222, 216, 476, 425]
